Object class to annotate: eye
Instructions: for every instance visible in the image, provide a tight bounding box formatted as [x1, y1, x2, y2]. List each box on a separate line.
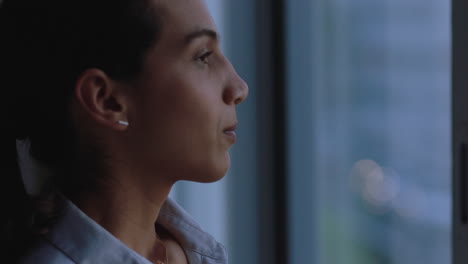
[197, 50, 214, 64]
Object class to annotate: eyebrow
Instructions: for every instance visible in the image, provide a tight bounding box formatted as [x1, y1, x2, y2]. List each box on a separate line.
[184, 28, 219, 44]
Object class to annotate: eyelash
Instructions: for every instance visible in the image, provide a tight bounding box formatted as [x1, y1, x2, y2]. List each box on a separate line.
[197, 50, 214, 65]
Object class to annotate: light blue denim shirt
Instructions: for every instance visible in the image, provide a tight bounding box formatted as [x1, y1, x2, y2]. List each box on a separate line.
[20, 198, 228, 264]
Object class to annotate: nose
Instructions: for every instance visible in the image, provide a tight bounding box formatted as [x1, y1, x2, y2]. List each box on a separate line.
[223, 66, 249, 105]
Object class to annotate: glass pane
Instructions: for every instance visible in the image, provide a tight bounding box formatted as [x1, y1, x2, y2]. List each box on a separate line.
[170, 1, 259, 264]
[169, 0, 229, 246]
[287, 1, 451, 264]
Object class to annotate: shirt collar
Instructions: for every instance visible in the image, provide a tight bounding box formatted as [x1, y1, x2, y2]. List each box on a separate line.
[158, 199, 228, 263]
[45, 197, 227, 264]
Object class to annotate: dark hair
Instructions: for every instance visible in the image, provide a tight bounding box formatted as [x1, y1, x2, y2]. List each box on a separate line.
[2, 0, 164, 260]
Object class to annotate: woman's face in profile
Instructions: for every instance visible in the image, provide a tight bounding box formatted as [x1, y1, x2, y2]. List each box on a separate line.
[127, 0, 248, 183]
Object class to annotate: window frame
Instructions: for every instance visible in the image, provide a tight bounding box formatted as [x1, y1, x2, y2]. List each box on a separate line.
[452, 0, 468, 263]
[255, 0, 289, 264]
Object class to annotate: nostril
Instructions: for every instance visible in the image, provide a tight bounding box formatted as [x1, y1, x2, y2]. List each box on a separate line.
[222, 89, 234, 105]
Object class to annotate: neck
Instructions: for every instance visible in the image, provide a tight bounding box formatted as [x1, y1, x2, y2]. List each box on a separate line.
[70, 170, 174, 262]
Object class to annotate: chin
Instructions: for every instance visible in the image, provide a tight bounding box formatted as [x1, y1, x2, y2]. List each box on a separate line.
[200, 167, 230, 183]
[192, 152, 231, 183]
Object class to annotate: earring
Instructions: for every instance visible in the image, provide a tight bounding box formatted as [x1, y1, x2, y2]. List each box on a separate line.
[118, 120, 129, 126]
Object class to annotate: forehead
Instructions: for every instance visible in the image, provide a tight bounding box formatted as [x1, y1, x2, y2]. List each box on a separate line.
[156, 0, 216, 39]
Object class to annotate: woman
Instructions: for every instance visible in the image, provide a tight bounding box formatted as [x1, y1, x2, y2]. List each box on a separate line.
[3, 0, 248, 262]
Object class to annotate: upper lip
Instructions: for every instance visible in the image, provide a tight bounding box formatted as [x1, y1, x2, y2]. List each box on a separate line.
[224, 123, 238, 132]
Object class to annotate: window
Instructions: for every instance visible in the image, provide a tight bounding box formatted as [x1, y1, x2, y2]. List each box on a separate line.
[170, 1, 454, 264]
[287, 1, 451, 263]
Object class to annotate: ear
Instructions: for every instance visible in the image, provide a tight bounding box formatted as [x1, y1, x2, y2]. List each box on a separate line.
[74, 69, 129, 131]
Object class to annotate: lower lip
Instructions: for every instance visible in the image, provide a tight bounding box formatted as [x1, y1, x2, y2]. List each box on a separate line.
[224, 131, 237, 143]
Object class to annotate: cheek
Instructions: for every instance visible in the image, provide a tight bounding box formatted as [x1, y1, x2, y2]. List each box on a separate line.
[144, 115, 228, 182]
[133, 81, 228, 181]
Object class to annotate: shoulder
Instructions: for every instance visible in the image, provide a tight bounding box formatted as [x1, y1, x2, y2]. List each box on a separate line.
[19, 239, 75, 264]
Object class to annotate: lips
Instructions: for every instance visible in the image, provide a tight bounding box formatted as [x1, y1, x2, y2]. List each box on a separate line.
[223, 123, 237, 143]
[223, 123, 237, 133]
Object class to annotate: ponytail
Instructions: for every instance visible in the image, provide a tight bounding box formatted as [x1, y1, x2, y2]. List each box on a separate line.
[2, 142, 62, 262]
[1, 143, 35, 261]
